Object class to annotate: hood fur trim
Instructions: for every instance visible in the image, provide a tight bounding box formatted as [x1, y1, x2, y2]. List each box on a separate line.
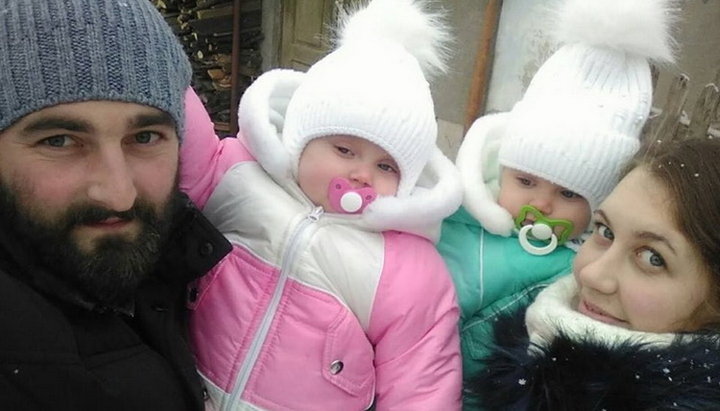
[526, 276, 676, 349]
[471, 296, 720, 409]
[238, 69, 305, 186]
[363, 147, 462, 242]
[456, 113, 514, 236]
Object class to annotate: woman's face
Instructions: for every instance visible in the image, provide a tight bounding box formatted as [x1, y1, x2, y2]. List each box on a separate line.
[573, 167, 716, 333]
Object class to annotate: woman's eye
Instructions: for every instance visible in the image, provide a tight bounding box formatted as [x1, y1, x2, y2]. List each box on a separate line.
[561, 190, 582, 199]
[135, 131, 161, 144]
[594, 222, 614, 241]
[638, 248, 666, 268]
[378, 163, 398, 173]
[40, 135, 71, 148]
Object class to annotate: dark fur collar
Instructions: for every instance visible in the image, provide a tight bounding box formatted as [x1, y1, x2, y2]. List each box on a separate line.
[470, 307, 720, 410]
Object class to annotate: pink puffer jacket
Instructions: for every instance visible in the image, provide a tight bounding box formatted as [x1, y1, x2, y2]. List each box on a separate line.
[180, 74, 463, 410]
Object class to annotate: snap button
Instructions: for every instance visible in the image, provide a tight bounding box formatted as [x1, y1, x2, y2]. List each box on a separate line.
[329, 360, 344, 375]
[152, 304, 168, 312]
[188, 287, 199, 303]
[199, 242, 214, 256]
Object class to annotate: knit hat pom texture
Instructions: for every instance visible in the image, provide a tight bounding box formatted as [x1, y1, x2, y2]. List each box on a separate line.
[283, 0, 450, 197]
[498, 0, 677, 209]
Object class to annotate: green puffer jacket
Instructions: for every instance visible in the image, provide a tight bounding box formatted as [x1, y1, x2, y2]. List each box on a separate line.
[438, 207, 574, 409]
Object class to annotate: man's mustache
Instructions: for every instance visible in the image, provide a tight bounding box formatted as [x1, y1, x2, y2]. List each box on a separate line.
[64, 205, 145, 227]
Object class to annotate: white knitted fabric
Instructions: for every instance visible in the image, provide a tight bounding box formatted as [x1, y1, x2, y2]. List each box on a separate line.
[282, 0, 446, 197]
[498, 0, 676, 210]
[499, 44, 651, 209]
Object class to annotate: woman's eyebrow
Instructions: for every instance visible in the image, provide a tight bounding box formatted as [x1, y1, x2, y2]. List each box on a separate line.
[634, 231, 677, 255]
[593, 209, 610, 224]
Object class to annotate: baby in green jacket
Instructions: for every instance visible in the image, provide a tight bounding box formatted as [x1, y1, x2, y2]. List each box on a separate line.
[436, 0, 675, 406]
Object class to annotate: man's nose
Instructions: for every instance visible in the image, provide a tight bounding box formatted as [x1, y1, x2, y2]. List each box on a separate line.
[86, 147, 138, 212]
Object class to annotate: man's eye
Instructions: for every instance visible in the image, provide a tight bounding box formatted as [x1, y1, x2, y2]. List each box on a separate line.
[41, 135, 71, 147]
[135, 131, 160, 144]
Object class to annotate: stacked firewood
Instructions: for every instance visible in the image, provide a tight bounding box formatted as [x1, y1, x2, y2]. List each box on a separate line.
[152, 0, 263, 134]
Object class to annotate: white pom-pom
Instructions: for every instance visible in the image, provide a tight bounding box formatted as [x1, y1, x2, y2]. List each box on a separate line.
[337, 0, 451, 79]
[552, 0, 678, 63]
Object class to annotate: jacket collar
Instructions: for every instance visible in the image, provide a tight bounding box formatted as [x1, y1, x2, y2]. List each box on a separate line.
[526, 275, 677, 349]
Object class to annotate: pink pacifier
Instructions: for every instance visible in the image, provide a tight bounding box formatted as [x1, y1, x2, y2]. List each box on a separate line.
[328, 177, 377, 214]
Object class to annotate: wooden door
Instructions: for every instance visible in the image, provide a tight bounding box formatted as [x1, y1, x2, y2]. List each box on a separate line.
[279, 0, 341, 70]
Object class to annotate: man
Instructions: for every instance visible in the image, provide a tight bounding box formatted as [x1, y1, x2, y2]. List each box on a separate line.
[0, 0, 230, 409]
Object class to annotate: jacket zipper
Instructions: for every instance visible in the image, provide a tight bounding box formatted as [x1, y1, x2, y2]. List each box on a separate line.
[225, 206, 324, 410]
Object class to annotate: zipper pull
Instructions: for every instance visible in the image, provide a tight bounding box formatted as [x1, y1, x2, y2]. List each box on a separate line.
[308, 206, 324, 221]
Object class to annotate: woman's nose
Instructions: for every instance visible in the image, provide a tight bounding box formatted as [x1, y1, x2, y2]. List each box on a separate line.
[575, 250, 618, 295]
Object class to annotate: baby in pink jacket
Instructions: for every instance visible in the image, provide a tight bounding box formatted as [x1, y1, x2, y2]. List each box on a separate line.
[179, 0, 463, 409]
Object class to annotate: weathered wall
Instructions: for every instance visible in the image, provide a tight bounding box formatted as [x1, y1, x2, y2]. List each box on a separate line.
[436, 0, 720, 159]
[261, 1, 720, 160]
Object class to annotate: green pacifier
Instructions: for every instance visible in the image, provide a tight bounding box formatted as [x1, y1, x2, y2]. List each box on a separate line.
[514, 205, 574, 256]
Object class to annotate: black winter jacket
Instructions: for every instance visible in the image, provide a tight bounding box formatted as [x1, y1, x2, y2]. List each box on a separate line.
[0, 195, 231, 411]
[471, 306, 720, 410]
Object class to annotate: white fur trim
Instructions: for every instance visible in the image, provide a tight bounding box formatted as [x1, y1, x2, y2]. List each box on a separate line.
[526, 275, 676, 350]
[456, 113, 514, 236]
[552, 0, 677, 64]
[237, 69, 305, 184]
[363, 147, 462, 243]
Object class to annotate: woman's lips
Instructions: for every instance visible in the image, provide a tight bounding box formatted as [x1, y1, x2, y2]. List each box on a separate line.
[578, 299, 626, 326]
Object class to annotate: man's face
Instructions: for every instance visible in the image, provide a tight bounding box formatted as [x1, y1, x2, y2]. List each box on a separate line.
[0, 101, 181, 307]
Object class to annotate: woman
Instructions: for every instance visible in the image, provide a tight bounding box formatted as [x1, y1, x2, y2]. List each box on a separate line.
[470, 137, 720, 409]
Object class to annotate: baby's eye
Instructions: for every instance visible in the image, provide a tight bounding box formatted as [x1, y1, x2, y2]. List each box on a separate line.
[594, 222, 614, 241]
[517, 176, 532, 186]
[335, 145, 352, 155]
[638, 248, 666, 269]
[378, 163, 398, 173]
[560, 189, 583, 199]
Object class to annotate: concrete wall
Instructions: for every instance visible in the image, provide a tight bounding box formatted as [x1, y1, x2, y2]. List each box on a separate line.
[261, 1, 720, 160]
[434, 0, 720, 159]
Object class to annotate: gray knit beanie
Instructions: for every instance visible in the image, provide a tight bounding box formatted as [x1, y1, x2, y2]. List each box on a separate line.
[0, 0, 192, 139]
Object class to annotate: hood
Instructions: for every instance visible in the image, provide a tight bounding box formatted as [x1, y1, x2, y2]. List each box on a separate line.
[237, 69, 462, 242]
[455, 113, 514, 236]
[456, 114, 592, 248]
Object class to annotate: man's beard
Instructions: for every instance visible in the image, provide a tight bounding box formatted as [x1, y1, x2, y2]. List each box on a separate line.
[0, 182, 181, 308]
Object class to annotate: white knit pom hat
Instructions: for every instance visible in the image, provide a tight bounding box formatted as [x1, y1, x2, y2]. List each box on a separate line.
[283, 0, 449, 197]
[498, 0, 677, 210]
